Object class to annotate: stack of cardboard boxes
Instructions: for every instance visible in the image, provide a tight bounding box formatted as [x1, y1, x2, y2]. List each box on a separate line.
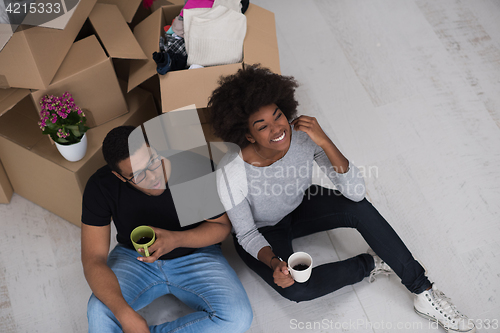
[0, 0, 280, 226]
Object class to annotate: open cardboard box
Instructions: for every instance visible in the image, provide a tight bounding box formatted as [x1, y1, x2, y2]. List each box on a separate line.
[0, 0, 98, 89]
[31, 3, 150, 128]
[0, 86, 158, 226]
[31, 35, 129, 128]
[128, 3, 280, 113]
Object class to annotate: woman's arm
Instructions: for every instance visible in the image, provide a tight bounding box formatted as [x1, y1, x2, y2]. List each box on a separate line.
[258, 246, 295, 288]
[291, 116, 348, 172]
[292, 116, 366, 201]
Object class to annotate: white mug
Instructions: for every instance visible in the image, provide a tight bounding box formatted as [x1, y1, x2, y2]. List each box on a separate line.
[288, 252, 313, 283]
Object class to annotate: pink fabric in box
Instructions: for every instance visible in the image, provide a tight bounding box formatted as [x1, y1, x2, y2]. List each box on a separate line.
[180, 0, 214, 16]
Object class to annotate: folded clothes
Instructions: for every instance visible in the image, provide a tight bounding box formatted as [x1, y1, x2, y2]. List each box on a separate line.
[182, 7, 211, 53]
[213, 0, 241, 12]
[185, 5, 246, 67]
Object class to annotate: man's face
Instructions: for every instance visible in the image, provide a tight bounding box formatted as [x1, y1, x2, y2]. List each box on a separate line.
[113, 143, 167, 196]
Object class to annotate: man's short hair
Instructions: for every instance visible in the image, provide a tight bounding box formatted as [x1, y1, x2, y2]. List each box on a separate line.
[102, 126, 146, 173]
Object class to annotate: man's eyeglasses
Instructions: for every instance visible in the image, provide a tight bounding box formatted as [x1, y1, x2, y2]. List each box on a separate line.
[121, 154, 163, 185]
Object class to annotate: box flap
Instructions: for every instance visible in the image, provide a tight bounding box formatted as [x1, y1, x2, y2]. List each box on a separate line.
[243, 25, 280, 74]
[245, 3, 276, 31]
[161, 4, 181, 27]
[0, 30, 44, 89]
[23, 0, 98, 86]
[50, 35, 108, 84]
[0, 24, 13, 52]
[37, 1, 80, 30]
[97, 0, 143, 23]
[31, 54, 128, 128]
[89, 3, 147, 60]
[243, 4, 280, 74]
[160, 63, 242, 112]
[128, 7, 165, 92]
[0, 0, 98, 89]
[0, 88, 31, 117]
[21, 0, 80, 29]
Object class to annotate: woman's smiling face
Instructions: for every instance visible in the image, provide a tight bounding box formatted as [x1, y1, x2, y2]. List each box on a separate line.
[246, 103, 291, 152]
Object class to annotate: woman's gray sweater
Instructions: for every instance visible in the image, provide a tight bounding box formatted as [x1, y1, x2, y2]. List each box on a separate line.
[216, 130, 366, 259]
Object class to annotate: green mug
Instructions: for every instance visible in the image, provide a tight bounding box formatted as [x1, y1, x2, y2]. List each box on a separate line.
[130, 226, 156, 257]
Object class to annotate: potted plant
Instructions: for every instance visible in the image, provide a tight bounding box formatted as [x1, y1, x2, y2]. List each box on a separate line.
[38, 92, 90, 162]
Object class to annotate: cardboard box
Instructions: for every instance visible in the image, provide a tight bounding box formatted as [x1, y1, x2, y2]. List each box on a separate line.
[31, 35, 129, 128]
[0, 0, 98, 89]
[128, 3, 280, 113]
[0, 86, 158, 226]
[0, 159, 13, 204]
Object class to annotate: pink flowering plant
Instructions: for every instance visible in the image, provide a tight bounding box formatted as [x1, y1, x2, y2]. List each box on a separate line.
[38, 92, 89, 145]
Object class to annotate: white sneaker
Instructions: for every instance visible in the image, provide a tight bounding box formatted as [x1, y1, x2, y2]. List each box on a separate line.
[414, 284, 476, 333]
[367, 248, 395, 283]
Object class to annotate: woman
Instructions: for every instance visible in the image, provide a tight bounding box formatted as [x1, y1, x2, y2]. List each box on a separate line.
[208, 65, 474, 333]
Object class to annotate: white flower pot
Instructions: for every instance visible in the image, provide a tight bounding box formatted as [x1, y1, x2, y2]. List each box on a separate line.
[55, 133, 88, 162]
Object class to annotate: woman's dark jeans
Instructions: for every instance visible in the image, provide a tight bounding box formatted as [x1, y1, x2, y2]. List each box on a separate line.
[233, 185, 431, 303]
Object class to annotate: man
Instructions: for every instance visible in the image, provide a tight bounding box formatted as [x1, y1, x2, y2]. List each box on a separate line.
[81, 125, 252, 333]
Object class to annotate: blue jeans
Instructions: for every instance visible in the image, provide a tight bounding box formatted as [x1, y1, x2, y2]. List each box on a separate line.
[87, 244, 252, 332]
[234, 185, 432, 302]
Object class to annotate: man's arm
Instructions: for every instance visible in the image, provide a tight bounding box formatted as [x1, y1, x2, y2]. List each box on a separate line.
[81, 223, 149, 332]
[138, 213, 232, 262]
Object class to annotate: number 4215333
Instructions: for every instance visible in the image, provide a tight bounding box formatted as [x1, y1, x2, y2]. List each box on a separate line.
[6, 2, 62, 15]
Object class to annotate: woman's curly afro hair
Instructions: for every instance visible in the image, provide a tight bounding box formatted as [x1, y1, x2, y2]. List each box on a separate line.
[208, 64, 299, 148]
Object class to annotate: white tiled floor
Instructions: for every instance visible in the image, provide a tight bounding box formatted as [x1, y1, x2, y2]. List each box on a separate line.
[1, 0, 500, 332]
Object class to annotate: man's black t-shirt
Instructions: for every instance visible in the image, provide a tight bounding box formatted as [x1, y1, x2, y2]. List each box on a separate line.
[81, 150, 223, 260]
